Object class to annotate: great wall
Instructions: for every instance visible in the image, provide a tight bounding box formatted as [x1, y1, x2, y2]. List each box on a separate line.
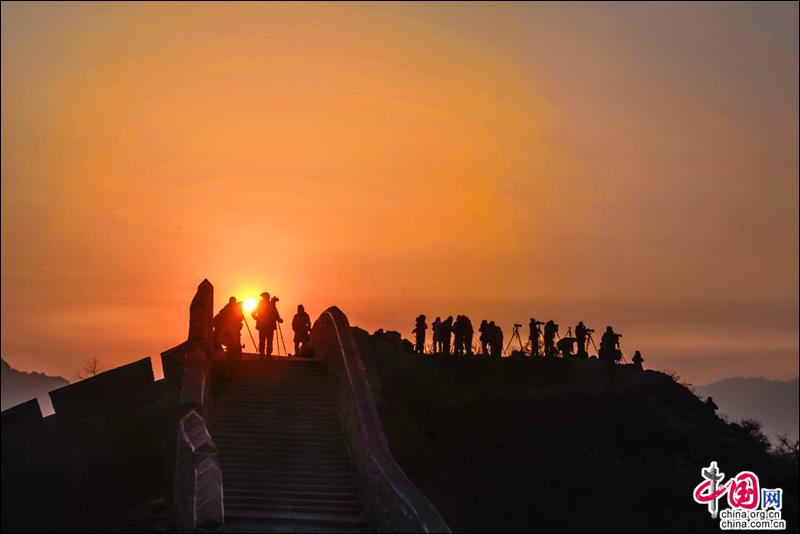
[1, 279, 449, 532]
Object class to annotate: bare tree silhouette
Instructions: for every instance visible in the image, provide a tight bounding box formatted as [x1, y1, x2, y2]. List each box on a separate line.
[79, 357, 103, 379]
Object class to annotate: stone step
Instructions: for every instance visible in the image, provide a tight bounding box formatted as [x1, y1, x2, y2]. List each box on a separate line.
[223, 510, 369, 530]
[223, 518, 371, 533]
[209, 430, 342, 438]
[211, 408, 339, 415]
[220, 461, 353, 473]
[213, 431, 345, 442]
[225, 502, 361, 516]
[225, 494, 360, 507]
[218, 449, 351, 460]
[224, 488, 359, 501]
[222, 467, 355, 480]
[222, 477, 358, 491]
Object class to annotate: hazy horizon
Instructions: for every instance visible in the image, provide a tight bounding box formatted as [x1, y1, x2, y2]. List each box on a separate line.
[2, 2, 798, 385]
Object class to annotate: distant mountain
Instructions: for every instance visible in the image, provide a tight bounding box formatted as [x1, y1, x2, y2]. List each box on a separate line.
[694, 376, 799, 445]
[1, 358, 69, 415]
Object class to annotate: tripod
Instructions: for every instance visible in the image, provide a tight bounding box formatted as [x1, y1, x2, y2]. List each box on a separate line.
[243, 316, 258, 354]
[276, 321, 288, 356]
[504, 324, 525, 356]
[587, 332, 599, 357]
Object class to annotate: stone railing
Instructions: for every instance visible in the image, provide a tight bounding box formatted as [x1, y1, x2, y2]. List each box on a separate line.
[170, 279, 224, 531]
[311, 306, 450, 533]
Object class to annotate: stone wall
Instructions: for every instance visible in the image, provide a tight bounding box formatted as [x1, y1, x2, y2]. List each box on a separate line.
[0, 278, 222, 532]
[311, 306, 450, 533]
[0, 356, 180, 531]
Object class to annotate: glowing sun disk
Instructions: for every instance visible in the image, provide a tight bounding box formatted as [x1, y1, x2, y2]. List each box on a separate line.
[243, 297, 257, 313]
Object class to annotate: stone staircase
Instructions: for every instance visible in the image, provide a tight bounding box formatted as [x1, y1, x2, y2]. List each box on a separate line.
[208, 358, 371, 533]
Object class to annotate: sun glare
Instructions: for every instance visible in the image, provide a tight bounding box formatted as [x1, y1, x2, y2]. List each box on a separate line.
[243, 297, 257, 313]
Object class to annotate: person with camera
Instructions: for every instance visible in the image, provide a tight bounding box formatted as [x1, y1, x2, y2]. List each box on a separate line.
[213, 296, 244, 359]
[251, 291, 284, 357]
[543, 320, 558, 358]
[599, 326, 622, 363]
[575, 321, 593, 358]
[529, 318, 543, 357]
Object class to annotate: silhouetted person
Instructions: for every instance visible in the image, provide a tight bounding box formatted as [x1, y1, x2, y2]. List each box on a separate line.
[543, 320, 558, 358]
[432, 316, 442, 355]
[575, 321, 590, 358]
[214, 296, 244, 359]
[252, 292, 283, 357]
[557, 336, 576, 358]
[442, 316, 454, 356]
[292, 304, 311, 356]
[632, 350, 644, 371]
[599, 326, 622, 363]
[705, 396, 718, 412]
[453, 315, 464, 356]
[479, 320, 489, 356]
[462, 315, 474, 356]
[529, 318, 543, 357]
[412, 315, 427, 354]
[489, 321, 503, 357]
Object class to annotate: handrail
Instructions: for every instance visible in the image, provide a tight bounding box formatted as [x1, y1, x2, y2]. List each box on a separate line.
[312, 306, 450, 533]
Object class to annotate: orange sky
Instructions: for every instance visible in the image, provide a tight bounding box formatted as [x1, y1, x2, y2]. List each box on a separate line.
[2, 2, 798, 384]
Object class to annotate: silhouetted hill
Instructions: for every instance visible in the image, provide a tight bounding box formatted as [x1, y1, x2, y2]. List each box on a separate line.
[1, 358, 68, 415]
[694, 377, 799, 444]
[354, 330, 799, 532]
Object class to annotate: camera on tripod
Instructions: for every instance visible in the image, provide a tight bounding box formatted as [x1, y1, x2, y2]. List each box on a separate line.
[514, 323, 522, 328]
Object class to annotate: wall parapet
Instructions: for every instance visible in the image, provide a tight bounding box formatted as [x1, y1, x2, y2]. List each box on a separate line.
[311, 306, 450, 533]
[172, 279, 223, 531]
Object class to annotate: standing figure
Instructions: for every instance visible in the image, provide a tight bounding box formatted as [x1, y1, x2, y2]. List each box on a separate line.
[462, 315, 474, 356]
[479, 320, 489, 356]
[575, 321, 591, 358]
[599, 326, 622, 363]
[631, 350, 644, 371]
[543, 320, 558, 358]
[453, 316, 464, 356]
[252, 292, 284, 357]
[529, 318, 543, 357]
[489, 321, 503, 357]
[292, 304, 312, 356]
[412, 315, 427, 354]
[432, 316, 442, 354]
[213, 296, 244, 359]
[442, 316, 454, 356]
